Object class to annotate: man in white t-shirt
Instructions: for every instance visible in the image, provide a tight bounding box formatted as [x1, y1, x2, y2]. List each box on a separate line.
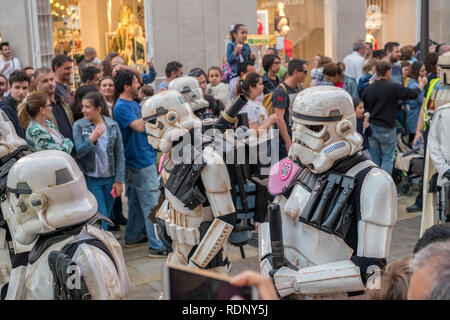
[342, 39, 366, 83]
[0, 42, 21, 79]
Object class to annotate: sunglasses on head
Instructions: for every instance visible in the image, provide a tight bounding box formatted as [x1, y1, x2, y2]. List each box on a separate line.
[188, 69, 203, 77]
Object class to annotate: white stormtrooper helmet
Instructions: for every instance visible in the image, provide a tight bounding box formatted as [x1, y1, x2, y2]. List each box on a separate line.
[168, 76, 209, 114]
[438, 51, 450, 85]
[289, 86, 363, 174]
[142, 90, 202, 153]
[6, 150, 98, 246]
[0, 110, 27, 158]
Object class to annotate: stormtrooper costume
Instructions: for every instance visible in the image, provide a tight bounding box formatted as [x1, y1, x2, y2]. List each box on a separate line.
[143, 90, 238, 273]
[168, 77, 210, 119]
[3, 151, 129, 300]
[260, 87, 397, 299]
[0, 110, 32, 296]
[421, 52, 450, 234]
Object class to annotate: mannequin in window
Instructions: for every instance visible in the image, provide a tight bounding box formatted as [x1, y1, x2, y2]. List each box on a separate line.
[110, 5, 146, 66]
[274, 2, 290, 37]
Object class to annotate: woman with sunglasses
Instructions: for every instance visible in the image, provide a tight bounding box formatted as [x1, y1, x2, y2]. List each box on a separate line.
[18, 90, 74, 153]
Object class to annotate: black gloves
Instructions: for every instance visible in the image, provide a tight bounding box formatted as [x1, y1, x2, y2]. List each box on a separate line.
[443, 169, 450, 180]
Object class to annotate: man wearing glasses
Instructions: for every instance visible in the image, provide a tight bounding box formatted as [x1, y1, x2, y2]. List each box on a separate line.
[271, 59, 308, 159]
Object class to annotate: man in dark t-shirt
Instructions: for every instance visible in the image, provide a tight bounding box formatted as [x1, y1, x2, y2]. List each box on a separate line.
[271, 59, 308, 159]
[361, 61, 426, 175]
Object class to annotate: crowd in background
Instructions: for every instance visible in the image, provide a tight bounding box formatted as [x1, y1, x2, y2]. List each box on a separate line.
[0, 22, 449, 300]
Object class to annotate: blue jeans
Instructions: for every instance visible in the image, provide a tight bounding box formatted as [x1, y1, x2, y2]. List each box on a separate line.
[85, 176, 115, 230]
[368, 124, 397, 175]
[125, 165, 165, 251]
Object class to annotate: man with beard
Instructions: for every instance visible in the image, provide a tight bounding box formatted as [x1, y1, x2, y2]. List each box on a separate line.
[382, 42, 402, 85]
[34, 67, 74, 141]
[52, 55, 75, 105]
[113, 70, 167, 258]
[0, 42, 21, 79]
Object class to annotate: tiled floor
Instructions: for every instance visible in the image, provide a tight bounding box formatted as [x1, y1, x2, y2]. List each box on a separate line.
[119, 191, 423, 300]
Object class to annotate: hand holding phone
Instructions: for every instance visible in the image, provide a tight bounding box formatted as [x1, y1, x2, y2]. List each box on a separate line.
[164, 264, 258, 300]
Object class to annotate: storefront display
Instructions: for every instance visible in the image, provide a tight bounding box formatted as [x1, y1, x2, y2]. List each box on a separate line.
[50, 0, 146, 67]
[365, 0, 384, 50]
[257, 0, 324, 82]
[109, 4, 146, 66]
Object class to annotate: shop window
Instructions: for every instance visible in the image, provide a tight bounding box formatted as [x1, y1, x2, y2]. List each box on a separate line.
[257, 0, 324, 84]
[366, 0, 385, 50]
[36, 0, 55, 68]
[50, 0, 146, 70]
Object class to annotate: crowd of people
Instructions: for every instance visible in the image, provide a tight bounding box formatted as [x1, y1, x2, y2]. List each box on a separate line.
[0, 21, 449, 300]
[0, 44, 168, 259]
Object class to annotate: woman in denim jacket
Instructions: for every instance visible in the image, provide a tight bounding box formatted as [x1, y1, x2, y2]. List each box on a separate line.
[227, 24, 256, 99]
[18, 90, 74, 153]
[73, 92, 125, 231]
[405, 62, 427, 138]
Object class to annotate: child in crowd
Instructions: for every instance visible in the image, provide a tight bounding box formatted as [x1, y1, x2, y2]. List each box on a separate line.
[354, 98, 371, 158]
[227, 23, 256, 100]
[139, 84, 154, 103]
[207, 66, 230, 109]
[358, 59, 378, 97]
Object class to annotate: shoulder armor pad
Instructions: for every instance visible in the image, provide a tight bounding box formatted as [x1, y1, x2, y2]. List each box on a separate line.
[360, 168, 397, 227]
[268, 158, 302, 196]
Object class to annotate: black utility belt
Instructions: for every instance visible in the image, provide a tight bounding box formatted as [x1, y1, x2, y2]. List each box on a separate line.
[299, 172, 356, 240]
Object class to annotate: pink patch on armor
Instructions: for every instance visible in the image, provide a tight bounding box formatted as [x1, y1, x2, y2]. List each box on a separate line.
[280, 159, 293, 181]
[268, 157, 301, 196]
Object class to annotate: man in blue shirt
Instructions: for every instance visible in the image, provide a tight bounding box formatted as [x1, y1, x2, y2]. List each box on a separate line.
[113, 69, 167, 258]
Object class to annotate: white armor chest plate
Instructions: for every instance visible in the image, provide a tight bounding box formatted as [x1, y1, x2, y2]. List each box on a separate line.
[281, 185, 353, 268]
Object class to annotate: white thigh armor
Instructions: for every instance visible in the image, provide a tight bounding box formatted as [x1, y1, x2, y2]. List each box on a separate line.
[260, 157, 397, 299]
[159, 146, 235, 273]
